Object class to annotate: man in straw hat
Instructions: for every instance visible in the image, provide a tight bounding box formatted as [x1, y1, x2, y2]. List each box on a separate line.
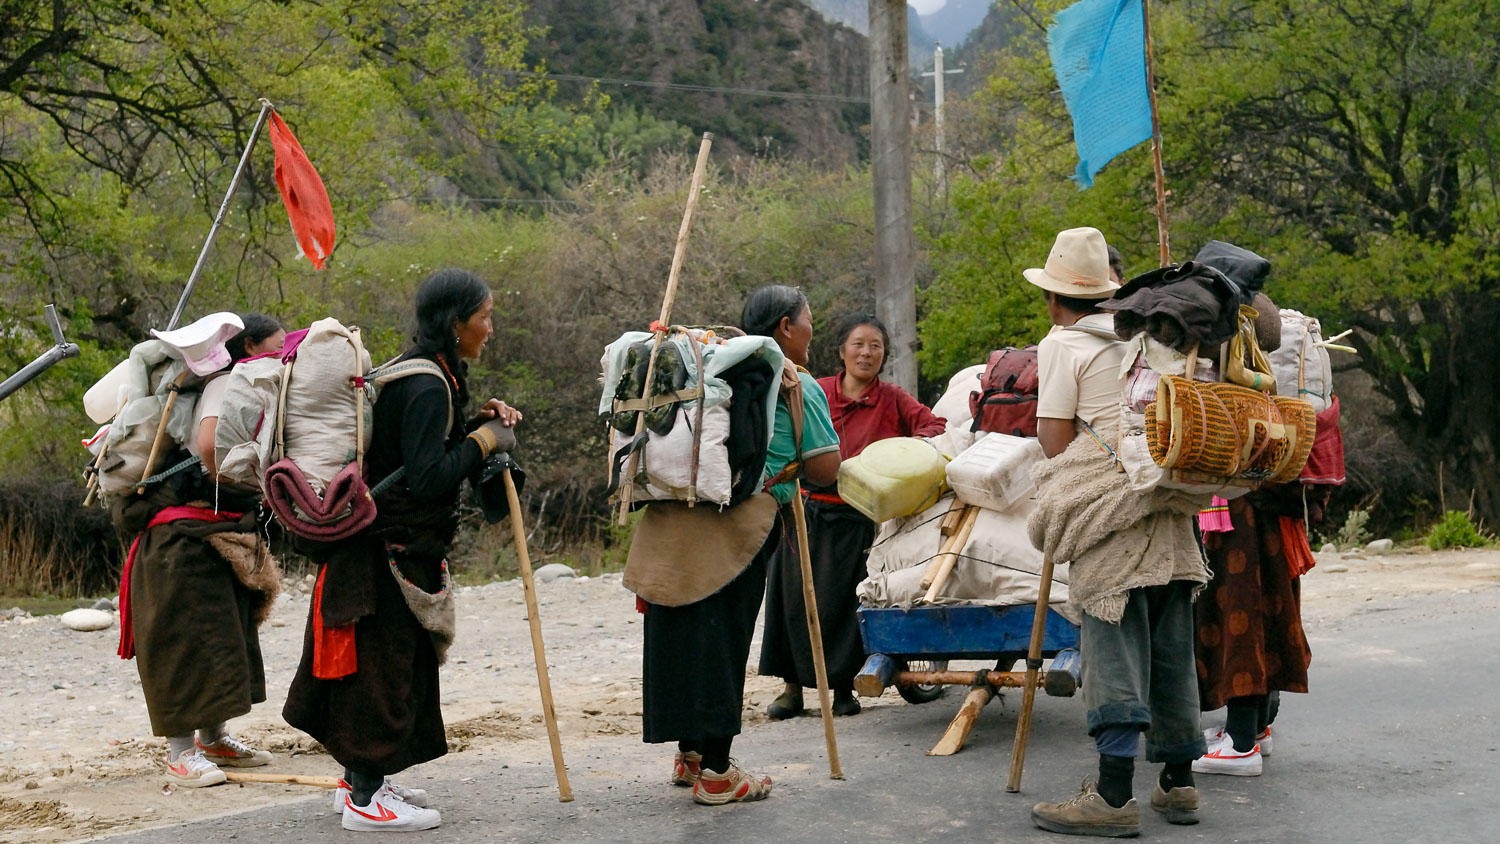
[1022, 227, 1211, 837]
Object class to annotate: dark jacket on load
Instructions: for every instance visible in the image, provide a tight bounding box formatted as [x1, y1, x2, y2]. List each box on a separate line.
[1102, 241, 1272, 353]
[113, 479, 267, 737]
[282, 352, 482, 775]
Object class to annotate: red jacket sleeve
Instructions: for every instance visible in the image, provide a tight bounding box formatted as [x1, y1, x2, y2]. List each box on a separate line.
[893, 383, 947, 438]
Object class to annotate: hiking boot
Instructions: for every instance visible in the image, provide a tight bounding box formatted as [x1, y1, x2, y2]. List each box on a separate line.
[1149, 783, 1200, 825]
[766, 690, 803, 720]
[832, 691, 862, 717]
[342, 784, 442, 832]
[335, 779, 430, 811]
[1031, 779, 1141, 837]
[671, 751, 702, 787]
[165, 748, 227, 788]
[693, 761, 772, 806]
[1204, 725, 1273, 756]
[196, 734, 272, 768]
[1192, 732, 1263, 776]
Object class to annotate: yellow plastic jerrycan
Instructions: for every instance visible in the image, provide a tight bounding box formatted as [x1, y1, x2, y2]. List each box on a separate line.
[836, 437, 950, 523]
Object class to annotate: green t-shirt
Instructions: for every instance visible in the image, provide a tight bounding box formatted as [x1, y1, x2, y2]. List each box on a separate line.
[765, 370, 841, 504]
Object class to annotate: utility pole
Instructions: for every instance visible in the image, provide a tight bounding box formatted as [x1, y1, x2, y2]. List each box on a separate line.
[921, 43, 964, 191]
[868, 0, 917, 394]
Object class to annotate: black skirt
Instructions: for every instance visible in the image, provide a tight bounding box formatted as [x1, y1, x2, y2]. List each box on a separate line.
[757, 500, 875, 691]
[640, 523, 778, 744]
[283, 535, 447, 776]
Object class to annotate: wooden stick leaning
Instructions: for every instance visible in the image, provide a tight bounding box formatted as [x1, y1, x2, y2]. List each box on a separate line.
[920, 505, 979, 596]
[790, 481, 844, 779]
[1005, 554, 1057, 793]
[504, 467, 574, 802]
[135, 371, 193, 495]
[616, 132, 715, 525]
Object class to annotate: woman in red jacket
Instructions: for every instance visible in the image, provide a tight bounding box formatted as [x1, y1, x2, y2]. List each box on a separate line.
[760, 313, 946, 718]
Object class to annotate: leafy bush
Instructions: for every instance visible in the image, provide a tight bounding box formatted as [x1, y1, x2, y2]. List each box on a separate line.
[1425, 510, 1491, 550]
[1335, 508, 1372, 551]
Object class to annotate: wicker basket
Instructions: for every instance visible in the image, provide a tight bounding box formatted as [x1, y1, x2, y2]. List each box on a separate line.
[1146, 376, 1315, 483]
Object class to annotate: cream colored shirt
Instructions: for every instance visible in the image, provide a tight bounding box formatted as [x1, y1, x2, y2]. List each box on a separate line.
[1035, 313, 1127, 435]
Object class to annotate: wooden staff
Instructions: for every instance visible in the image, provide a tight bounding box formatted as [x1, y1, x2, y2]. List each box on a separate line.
[504, 468, 574, 802]
[1142, 0, 1171, 267]
[938, 496, 966, 536]
[223, 772, 340, 788]
[790, 482, 843, 779]
[135, 371, 193, 495]
[616, 132, 715, 525]
[1005, 555, 1057, 792]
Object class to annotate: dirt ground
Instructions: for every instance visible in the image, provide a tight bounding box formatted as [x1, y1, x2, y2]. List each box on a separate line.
[2, 545, 1497, 843]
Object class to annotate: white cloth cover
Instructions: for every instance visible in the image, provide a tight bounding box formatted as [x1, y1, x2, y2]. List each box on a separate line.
[610, 402, 733, 506]
[927, 364, 984, 459]
[96, 341, 195, 495]
[280, 318, 371, 494]
[214, 356, 286, 488]
[857, 492, 1077, 623]
[1268, 309, 1333, 413]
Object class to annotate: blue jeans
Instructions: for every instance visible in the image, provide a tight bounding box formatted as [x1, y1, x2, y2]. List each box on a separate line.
[1081, 580, 1207, 763]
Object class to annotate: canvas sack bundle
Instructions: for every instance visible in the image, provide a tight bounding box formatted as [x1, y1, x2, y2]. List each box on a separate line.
[92, 341, 198, 496]
[968, 346, 1041, 436]
[1269, 309, 1333, 413]
[600, 330, 784, 508]
[213, 356, 285, 488]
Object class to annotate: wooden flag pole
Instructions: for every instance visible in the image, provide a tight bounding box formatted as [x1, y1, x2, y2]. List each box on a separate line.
[791, 482, 844, 779]
[616, 132, 715, 525]
[1142, 0, 1171, 267]
[504, 468, 574, 802]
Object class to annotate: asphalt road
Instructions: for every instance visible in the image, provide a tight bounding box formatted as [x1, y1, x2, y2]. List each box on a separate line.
[102, 587, 1500, 843]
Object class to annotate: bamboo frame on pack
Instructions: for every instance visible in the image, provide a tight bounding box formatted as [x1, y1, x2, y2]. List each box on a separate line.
[1005, 555, 1057, 792]
[504, 468, 574, 802]
[615, 132, 715, 525]
[790, 482, 843, 779]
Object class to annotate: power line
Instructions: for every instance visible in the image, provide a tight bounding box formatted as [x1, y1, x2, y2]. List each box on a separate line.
[520, 71, 870, 105]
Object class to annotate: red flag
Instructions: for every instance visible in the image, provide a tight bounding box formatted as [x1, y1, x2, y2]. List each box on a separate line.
[267, 111, 336, 269]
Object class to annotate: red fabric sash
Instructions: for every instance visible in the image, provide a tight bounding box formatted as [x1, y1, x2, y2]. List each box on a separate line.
[1281, 516, 1317, 579]
[117, 506, 244, 660]
[312, 564, 358, 679]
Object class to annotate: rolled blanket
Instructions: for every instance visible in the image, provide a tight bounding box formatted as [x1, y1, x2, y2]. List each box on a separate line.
[1027, 425, 1211, 623]
[265, 459, 376, 541]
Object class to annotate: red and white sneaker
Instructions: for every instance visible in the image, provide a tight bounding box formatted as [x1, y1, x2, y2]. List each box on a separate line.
[165, 748, 227, 788]
[1192, 732, 1263, 776]
[197, 734, 273, 768]
[334, 779, 431, 811]
[692, 761, 772, 806]
[342, 784, 442, 832]
[671, 751, 702, 787]
[1203, 725, 1273, 757]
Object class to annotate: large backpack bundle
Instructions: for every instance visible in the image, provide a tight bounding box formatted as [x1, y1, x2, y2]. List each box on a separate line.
[213, 317, 449, 540]
[1268, 309, 1333, 413]
[88, 340, 198, 496]
[600, 329, 783, 508]
[967, 346, 1040, 436]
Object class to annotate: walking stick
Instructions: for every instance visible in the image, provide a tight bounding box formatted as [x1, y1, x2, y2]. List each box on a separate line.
[790, 482, 844, 780]
[1005, 555, 1056, 792]
[223, 772, 340, 788]
[134, 370, 193, 495]
[616, 132, 714, 525]
[503, 467, 574, 802]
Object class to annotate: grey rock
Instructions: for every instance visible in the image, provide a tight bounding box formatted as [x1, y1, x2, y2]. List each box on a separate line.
[1366, 538, 1395, 554]
[534, 563, 577, 582]
[91, 598, 116, 612]
[1320, 543, 1338, 554]
[1325, 564, 1350, 573]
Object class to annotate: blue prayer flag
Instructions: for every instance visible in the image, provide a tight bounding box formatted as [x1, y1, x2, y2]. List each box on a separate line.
[1047, 0, 1153, 189]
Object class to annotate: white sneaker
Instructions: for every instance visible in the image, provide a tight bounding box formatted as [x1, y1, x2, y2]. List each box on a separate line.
[1203, 725, 1273, 757]
[165, 748, 227, 788]
[342, 784, 442, 832]
[1192, 732, 1263, 776]
[335, 779, 430, 811]
[197, 734, 273, 768]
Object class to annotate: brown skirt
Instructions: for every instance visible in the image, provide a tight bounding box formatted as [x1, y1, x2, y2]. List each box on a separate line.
[1195, 495, 1312, 711]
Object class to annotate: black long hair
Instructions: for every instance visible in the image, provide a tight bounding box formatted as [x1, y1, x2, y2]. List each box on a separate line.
[833, 312, 890, 375]
[412, 268, 491, 408]
[227, 313, 283, 363]
[740, 285, 807, 338]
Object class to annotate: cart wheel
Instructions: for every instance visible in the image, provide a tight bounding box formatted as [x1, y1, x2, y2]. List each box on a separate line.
[896, 659, 949, 704]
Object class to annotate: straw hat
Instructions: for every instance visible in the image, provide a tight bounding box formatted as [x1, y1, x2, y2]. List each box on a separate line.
[1022, 227, 1119, 299]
